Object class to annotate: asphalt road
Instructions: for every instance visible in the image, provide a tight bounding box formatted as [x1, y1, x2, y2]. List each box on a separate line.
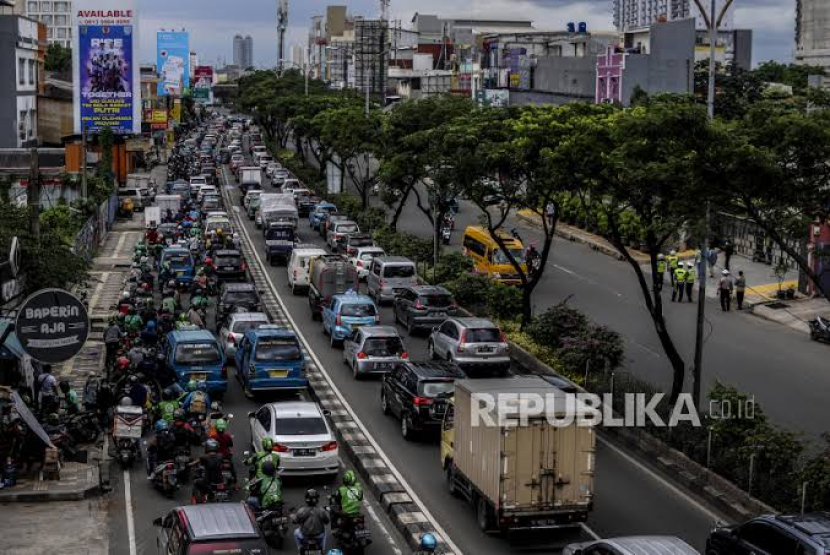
[223, 157, 727, 554]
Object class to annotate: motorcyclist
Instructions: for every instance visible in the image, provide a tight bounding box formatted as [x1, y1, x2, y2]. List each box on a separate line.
[208, 418, 234, 457]
[526, 242, 540, 278]
[244, 437, 281, 480]
[147, 420, 178, 479]
[125, 307, 143, 334]
[246, 460, 282, 512]
[170, 408, 200, 447]
[187, 304, 205, 328]
[115, 356, 131, 378]
[155, 386, 180, 424]
[293, 488, 329, 550]
[181, 380, 210, 420]
[191, 438, 225, 503]
[126, 375, 149, 409]
[140, 320, 159, 348]
[190, 288, 209, 313]
[175, 312, 192, 331]
[331, 470, 364, 529]
[118, 291, 134, 315]
[58, 380, 81, 415]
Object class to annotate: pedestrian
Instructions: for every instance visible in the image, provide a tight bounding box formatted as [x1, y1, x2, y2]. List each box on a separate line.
[706, 247, 718, 278]
[667, 250, 679, 287]
[672, 263, 687, 302]
[719, 269, 733, 311]
[724, 240, 734, 271]
[35, 364, 59, 418]
[735, 270, 746, 310]
[545, 202, 556, 229]
[685, 261, 696, 302]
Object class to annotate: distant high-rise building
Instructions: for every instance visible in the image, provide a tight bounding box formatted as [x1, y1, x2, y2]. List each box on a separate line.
[796, 0, 830, 71]
[243, 35, 254, 69]
[189, 51, 198, 79]
[14, 0, 73, 48]
[233, 34, 245, 67]
[291, 43, 305, 68]
[612, 0, 733, 32]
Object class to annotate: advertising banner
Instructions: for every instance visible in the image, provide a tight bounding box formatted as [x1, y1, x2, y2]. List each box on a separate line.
[156, 30, 190, 96]
[15, 289, 90, 364]
[72, 0, 140, 135]
[193, 65, 213, 102]
[170, 99, 182, 123]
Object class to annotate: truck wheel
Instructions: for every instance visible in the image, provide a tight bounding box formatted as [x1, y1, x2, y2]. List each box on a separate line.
[476, 497, 493, 532]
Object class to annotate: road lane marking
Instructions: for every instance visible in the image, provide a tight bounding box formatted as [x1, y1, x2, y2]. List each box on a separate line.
[222, 165, 462, 554]
[124, 469, 137, 555]
[365, 501, 403, 555]
[596, 435, 725, 523]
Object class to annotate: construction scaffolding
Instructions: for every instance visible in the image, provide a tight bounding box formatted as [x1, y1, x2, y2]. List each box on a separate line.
[328, 40, 353, 88]
[354, 18, 387, 100]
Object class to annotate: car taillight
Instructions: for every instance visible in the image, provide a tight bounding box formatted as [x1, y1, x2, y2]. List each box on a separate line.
[293, 269, 298, 277]
[380, 280, 386, 288]
[273, 444, 289, 453]
[413, 396, 432, 406]
[374, 315, 381, 323]
[450, 301, 457, 309]
[335, 315, 341, 326]
[166, 462, 174, 470]
[401, 352, 408, 359]
[357, 352, 367, 359]
[500, 332, 507, 343]
[320, 441, 338, 452]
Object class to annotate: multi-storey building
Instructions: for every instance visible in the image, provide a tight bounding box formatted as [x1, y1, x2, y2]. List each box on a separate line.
[14, 0, 72, 48]
[796, 0, 830, 71]
[233, 34, 252, 69]
[0, 13, 40, 147]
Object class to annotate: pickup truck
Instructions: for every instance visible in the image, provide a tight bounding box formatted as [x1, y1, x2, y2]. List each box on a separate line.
[264, 223, 296, 266]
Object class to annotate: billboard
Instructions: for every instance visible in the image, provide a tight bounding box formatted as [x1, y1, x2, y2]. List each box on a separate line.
[72, 0, 140, 135]
[157, 31, 190, 96]
[193, 65, 213, 102]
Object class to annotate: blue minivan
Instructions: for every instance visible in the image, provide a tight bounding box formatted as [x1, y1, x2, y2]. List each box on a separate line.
[159, 247, 196, 285]
[322, 292, 380, 346]
[166, 330, 227, 396]
[234, 326, 307, 394]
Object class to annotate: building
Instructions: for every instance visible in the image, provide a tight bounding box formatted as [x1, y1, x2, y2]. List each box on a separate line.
[38, 72, 72, 145]
[353, 18, 386, 97]
[0, 14, 41, 147]
[290, 43, 305, 68]
[233, 34, 252, 69]
[596, 18, 695, 106]
[189, 51, 198, 79]
[694, 28, 752, 72]
[613, 0, 734, 33]
[796, 0, 830, 70]
[11, 0, 71, 48]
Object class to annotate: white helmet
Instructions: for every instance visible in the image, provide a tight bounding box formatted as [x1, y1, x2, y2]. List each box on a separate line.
[670, 250, 677, 256]
[121, 291, 131, 300]
[686, 261, 694, 268]
[657, 254, 665, 260]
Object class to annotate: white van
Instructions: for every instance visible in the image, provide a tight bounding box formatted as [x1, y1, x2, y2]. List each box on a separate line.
[287, 246, 328, 295]
[117, 187, 151, 212]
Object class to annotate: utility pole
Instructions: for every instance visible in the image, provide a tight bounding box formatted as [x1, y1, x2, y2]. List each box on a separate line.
[81, 124, 88, 200]
[692, 0, 733, 409]
[28, 147, 40, 240]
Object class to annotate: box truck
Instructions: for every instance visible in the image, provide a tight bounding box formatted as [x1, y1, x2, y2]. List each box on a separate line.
[441, 376, 595, 534]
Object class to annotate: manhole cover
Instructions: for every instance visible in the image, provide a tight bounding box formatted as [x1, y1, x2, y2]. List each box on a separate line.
[766, 302, 790, 310]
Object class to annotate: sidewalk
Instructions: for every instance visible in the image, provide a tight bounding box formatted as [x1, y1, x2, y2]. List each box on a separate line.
[752, 297, 830, 334]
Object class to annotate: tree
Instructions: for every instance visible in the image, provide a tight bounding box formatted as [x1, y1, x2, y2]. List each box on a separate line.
[45, 43, 72, 73]
[576, 97, 714, 404]
[753, 61, 826, 94]
[693, 61, 765, 120]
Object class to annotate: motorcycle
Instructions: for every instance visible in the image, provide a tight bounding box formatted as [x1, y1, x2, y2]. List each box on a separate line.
[297, 535, 325, 555]
[330, 511, 372, 554]
[441, 223, 452, 245]
[152, 460, 179, 498]
[809, 315, 830, 344]
[64, 411, 100, 445]
[174, 447, 192, 483]
[256, 505, 289, 549]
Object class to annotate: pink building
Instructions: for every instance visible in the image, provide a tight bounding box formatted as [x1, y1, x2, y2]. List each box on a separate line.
[596, 46, 624, 103]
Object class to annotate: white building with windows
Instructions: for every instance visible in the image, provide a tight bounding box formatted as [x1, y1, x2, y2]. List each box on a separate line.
[14, 0, 72, 48]
[613, 0, 734, 32]
[0, 13, 40, 147]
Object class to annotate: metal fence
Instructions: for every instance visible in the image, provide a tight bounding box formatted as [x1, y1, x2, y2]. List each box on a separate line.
[71, 193, 118, 262]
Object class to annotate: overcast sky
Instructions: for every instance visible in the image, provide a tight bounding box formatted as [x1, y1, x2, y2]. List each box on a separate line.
[137, 0, 795, 68]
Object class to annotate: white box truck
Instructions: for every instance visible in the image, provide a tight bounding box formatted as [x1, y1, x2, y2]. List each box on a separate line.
[441, 376, 595, 534]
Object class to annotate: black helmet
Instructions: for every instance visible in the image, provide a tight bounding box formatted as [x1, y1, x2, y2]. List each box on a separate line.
[305, 488, 319, 506]
[59, 380, 71, 394]
[261, 461, 276, 477]
[204, 438, 219, 453]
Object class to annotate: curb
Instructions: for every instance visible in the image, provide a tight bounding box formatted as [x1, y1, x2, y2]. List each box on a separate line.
[221, 177, 457, 553]
[0, 466, 101, 504]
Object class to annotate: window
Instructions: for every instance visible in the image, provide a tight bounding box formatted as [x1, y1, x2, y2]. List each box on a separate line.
[362, 337, 404, 357]
[46, 27, 53, 38]
[28, 60, 35, 85]
[274, 416, 328, 436]
[255, 337, 302, 362]
[256, 407, 272, 431]
[439, 321, 457, 340]
[27, 2, 37, 13]
[18, 58, 25, 85]
[56, 27, 66, 39]
[28, 110, 35, 137]
[341, 303, 377, 317]
[41, 14, 52, 24]
[738, 522, 798, 554]
[41, 1, 51, 10]
[173, 343, 221, 364]
[383, 264, 416, 278]
[420, 380, 455, 398]
[55, 1, 69, 11]
[465, 328, 502, 343]
[463, 235, 487, 257]
[55, 15, 67, 25]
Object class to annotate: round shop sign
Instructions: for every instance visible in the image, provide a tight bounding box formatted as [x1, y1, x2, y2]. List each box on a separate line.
[15, 288, 90, 364]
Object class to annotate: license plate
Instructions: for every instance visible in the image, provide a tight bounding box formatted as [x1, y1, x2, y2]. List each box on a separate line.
[354, 529, 371, 539]
[176, 270, 185, 276]
[375, 362, 393, 370]
[432, 311, 446, 317]
[269, 370, 288, 378]
[293, 448, 315, 457]
[192, 373, 207, 381]
[222, 266, 235, 271]
[479, 347, 495, 354]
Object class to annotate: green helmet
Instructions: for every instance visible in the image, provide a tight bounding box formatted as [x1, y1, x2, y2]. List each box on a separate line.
[261, 437, 274, 451]
[187, 379, 197, 392]
[179, 313, 189, 322]
[214, 418, 227, 432]
[343, 470, 357, 486]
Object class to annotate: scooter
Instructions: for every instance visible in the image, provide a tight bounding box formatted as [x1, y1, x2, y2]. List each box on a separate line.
[330, 510, 372, 554]
[809, 316, 830, 344]
[297, 535, 325, 555]
[151, 460, 179, 498]
[174, 446, 192, 483]
[113, 405, 144, 468]
[441, 224, 452, 245]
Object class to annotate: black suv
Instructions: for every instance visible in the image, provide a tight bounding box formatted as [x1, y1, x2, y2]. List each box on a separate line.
[380, 361, 465, 440]
[212, 249, 246, 281]
[393, 285, 457, 335]
[217, 282, 261, 328]
[707, 512, 830, 555]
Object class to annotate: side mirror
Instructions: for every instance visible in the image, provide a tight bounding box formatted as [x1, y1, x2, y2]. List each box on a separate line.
[243, 450, 250, 457]
[322, 409, 332, 417]
[152, 516, 164, 527]
[247, 411, 255, 419]
[227, 413, 234, 419]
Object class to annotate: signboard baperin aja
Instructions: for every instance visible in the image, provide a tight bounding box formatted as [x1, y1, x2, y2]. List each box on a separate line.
[15, 289, 90, 364]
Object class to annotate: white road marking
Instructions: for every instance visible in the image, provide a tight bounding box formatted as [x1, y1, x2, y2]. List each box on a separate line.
[580, 522, 600, 540]
[221, 167, 418, 551]
[115, 233, 127, 257]
[553, 263, 576, 276]
[596, 435, 725, 523]
[365, 501, 403, 555]
[125, 469, 137, 555]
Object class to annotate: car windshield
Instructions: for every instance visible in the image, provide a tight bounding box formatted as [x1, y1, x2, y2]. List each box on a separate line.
[349, 237, 373, 247]
[384, 265, 416, 278]
[225, 291, 259, 305]
[492, 248, 526, 265]
[420, 380, 455, 398]
[420, 294, 453, 307]
[317, 206, 337, 215]
[165, 253, 193, 267]
[362, 337, 404, 357]
[336, 224, 358, 234]
[465, 328, 502, 343]
[341, 303, 377, 317]
[274, 416, 328, 436]
[360, 251, 383, 261]
[267, 228, 294, 240]
[255, 337, 302, 361]
[231, 320, 268, 334]
[175, 342, 221, 364]
[215, 255, 241, 267]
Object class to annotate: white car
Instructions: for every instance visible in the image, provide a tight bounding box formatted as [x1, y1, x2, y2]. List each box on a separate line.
[265, 162, 282, 178]
[272, 169, 289, 186]
[249, 402, 340, 477]
[219, 312, 270, 358]
[258, 155, 274, 170]
[196, 185, 217, 203]
[350, 246, 386, 280]
[282, 179, 300, 193]
[243, 189, 262, 211]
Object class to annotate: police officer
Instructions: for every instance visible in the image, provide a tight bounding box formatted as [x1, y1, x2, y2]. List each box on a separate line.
[672, 262, 687, 302]
[685, 261, 696, 302]
[656, 254, 667, 286]
[667, 250, 679, 287]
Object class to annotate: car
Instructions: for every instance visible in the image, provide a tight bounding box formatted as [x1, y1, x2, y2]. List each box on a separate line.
[248, 401, 339, 477]
[166, 329, 227, 396]
[159, 247, 196, 285]
[212, 249, 247, 281]
[196, 185, 217, 203]
[327, 220, 360, 252]
[309, 202, 337, 231]
[235, 327, 307, 394]
[281, 179, 301, 193]
[243, 189, 263, 212]
[366, 256, 419, 304]
[707, 512, 830, 555]
[343, 233, 374, 258]
[320, 213, 349, 238]
[322, 293, 380, 347]
[343, 326, 407, 379]
[265, 161, 282, 178]
[258, 155, 274, 170]
[272, 168, 289, 186]
[217, 282, 262, 328]
[154, 503, 270, 554]
[428, 317, 510, 376]
[393, 285, 457, 335]
[564, 535, 700, 555]
[349, 246, 385, 281]
[219, 312, 270, 359]
[380, 361, 464, 439]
